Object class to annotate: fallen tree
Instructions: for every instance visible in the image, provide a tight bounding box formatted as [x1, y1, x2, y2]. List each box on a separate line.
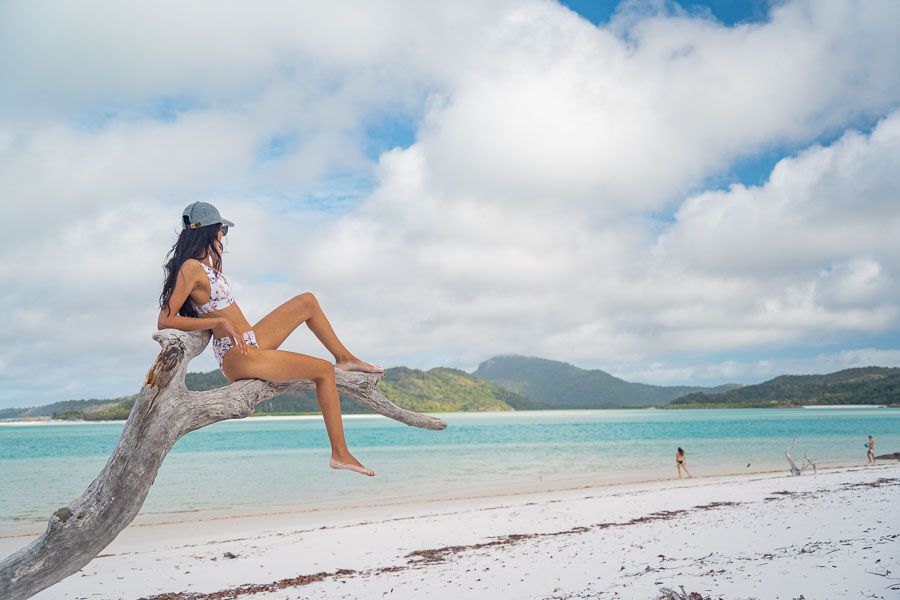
[0, 329, 446, 599]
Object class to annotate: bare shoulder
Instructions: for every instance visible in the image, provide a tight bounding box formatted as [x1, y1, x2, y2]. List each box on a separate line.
[178, 258, 205, 283]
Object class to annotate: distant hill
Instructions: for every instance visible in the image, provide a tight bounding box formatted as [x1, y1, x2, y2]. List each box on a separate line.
[667, 367, 900, 408]
[0, 398, 135, 421]
[1, 365, 545, 421]
[472, 355, 739, 408]
[378, 367, 547, 412]
[13, 359, 892, 419]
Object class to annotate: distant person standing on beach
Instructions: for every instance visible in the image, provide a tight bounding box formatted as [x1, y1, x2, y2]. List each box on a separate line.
[866, 435, 876, 464]
[676, 447, 693, 479]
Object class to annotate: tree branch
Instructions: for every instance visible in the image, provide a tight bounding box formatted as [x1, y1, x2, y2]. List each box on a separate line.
[0, 329, 446, 598]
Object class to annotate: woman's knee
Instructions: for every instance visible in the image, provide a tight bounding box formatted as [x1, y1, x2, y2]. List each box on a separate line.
[308, 357, 335, 383]
[293, 292, 319, 314]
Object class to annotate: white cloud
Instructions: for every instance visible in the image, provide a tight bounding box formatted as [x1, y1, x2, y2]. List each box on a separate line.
[296, 107, 900, 373]
[661, 114, 900, 276]
[413, 0, 900, 214]
[2, 0, 900, 406]
[651, 111, 900, 350]
[0, 1, 491, 119]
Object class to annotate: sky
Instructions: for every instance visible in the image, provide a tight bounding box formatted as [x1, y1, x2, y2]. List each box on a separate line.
[1, 0, 900, 408]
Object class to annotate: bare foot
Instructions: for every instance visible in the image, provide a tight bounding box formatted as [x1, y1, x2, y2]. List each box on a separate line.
[329, 455, 375, 477]
[334, 358, 384, 374]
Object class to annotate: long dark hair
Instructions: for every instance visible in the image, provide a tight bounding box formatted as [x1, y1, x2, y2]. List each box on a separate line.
[677, 447, 684, 456]
[159, 223, 223, 317]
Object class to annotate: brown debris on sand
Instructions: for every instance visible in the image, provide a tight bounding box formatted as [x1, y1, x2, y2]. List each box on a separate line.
[141, 568, 358, 600]
[406, 503, 739, 566]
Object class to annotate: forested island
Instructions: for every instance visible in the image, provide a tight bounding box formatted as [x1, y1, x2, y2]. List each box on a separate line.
[1, 357, 896, 422]
[667, 366, 900, 408]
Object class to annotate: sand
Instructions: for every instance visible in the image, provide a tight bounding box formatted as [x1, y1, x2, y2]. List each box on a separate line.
[3, 463, 897, 600]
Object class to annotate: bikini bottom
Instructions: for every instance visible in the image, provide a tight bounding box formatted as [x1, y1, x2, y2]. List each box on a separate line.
[212, 330, 259, 368]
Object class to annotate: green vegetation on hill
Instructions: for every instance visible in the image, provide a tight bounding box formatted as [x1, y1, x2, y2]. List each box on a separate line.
[0, 398, 125, 421]
[378, 367, 546, 412]
[54, 397, 138, 421]
[667, 367, 900, 408]
[184, 370, 228, 391]
[473, 355, 738, 408]
[8, 365, 543, 421]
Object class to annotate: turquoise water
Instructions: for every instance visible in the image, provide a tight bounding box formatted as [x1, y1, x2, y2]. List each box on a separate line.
[1, 408, 897, 534]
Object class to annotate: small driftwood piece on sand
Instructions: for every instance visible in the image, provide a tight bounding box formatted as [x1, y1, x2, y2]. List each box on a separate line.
[786, 439, 817, 476]
[657, 585, 706, 600]
[0, 329, 446, 599]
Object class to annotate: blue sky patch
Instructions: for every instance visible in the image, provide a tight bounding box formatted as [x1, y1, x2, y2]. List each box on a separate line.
[363, 113, 418, 160]
[713, 113, 883, 190]
[559, 0, 772, 27]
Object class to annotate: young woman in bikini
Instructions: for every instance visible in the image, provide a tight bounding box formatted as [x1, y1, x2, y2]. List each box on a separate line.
[157, 201, 381, 477]
[676, 447, 692, 479]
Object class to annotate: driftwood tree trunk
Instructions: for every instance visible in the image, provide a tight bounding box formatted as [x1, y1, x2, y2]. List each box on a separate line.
[785, 439, 817, 476]
[0, 329, 446, 599]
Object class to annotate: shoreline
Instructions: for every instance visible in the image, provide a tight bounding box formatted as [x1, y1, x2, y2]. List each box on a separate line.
[0, 458, 880, 540]
[8, 463, 897, 599]
[2, 403, 897, 426]
[0, 413, 386, 426]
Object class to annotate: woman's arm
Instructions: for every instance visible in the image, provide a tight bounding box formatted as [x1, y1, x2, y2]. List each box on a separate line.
[158, 313, 225, 332]
[157, 261, 222, 332]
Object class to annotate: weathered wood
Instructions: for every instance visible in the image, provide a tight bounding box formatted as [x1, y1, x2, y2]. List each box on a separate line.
[0, 329, 446, 599]
[785, 439, 816, 476]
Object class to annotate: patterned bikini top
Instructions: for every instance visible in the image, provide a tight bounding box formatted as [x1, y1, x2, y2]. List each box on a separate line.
[191, 258, 235, 315]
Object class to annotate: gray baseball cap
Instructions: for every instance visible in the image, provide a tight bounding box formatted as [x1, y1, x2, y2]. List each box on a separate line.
[182, 201, 235, 230]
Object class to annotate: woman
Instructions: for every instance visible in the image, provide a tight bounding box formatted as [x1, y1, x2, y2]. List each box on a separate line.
[157, 201, 381, 477]
[675, 447, 692, 479]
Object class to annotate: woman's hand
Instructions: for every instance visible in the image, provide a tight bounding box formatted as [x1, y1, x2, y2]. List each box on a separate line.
[219, 318, 247, 354]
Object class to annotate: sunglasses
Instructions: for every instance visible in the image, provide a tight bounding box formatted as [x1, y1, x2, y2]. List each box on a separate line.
[220, 224, 229, 236]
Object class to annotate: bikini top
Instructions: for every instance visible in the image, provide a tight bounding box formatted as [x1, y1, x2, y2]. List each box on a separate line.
[190, 258, 235, 315]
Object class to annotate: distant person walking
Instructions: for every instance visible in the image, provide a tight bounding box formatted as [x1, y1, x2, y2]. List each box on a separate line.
[866, 435, 876, 464]
[676, 447, 692, 479]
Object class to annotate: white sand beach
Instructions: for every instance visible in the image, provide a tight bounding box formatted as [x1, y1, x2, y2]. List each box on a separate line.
[3, 463, 897, 600]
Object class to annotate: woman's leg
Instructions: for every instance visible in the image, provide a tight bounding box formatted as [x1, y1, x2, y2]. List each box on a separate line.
[223, 347, 374, 476]
[252, 292, 382, 373]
